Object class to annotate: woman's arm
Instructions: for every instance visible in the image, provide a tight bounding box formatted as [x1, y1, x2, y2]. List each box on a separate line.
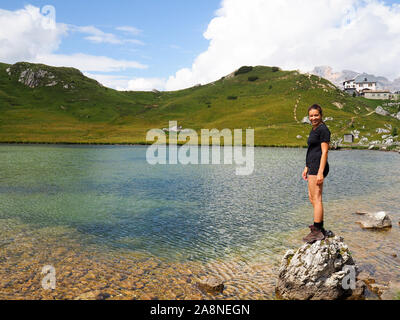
[317, 142, 329, 185]
[302, 166, 309, 181]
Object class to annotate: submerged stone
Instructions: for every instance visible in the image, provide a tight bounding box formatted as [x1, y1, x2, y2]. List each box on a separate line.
[197, 277, 224, 294]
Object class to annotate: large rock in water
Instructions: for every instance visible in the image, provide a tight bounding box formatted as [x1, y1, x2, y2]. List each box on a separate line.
[275, 236, 364, 300]
[356, 211, 392, 229]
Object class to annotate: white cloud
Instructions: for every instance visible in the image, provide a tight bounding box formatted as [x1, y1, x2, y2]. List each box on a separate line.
[0, 5, 147, 73]
[123, 77, 167, 91]
[33, 53, 147, 72]
[83, 72, 131, 88]
[116, 26, 142, 36]
[83, 73, 166, 91]
[70, 25, 144, 45]
[165, 0, 400, 91]
[0, 5, 67, 63]
[71, 25, 122, 44]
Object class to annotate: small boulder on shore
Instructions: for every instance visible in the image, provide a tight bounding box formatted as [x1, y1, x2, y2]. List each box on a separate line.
[275, 236, 365, 300]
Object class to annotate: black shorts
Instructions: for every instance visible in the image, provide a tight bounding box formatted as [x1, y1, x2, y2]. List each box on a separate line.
[307, 162, 329, 177]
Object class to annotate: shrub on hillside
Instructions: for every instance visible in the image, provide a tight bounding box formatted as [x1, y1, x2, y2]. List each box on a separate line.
[227, 96, 238, 100]
[248, 76, 259, 82]
[234, 66, 253, 76]
[272, 66, 280, 72]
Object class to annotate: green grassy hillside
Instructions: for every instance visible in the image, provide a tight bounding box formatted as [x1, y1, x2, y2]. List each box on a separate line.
[0, 62, 398, 146]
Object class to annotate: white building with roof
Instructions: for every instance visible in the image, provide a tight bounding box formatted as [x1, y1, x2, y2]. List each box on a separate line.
[363, 90, 391, 100]
[343, 75, 377, 94]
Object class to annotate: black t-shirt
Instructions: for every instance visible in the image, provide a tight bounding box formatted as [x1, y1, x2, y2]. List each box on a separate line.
[306, 122, 331, 167]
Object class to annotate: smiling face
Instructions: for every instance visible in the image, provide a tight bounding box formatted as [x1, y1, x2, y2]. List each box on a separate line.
[308, 108, 322, 127]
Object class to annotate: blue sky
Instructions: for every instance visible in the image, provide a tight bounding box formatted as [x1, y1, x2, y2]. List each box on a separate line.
[1, 0, 400, 90]
[0, 0, 221, 79]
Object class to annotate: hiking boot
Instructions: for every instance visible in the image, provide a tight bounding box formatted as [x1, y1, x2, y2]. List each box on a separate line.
[302, 225, 325, 244]
[321, 228, 335, 238]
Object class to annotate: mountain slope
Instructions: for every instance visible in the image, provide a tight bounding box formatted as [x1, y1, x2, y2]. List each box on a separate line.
[0, 62, 398, 146]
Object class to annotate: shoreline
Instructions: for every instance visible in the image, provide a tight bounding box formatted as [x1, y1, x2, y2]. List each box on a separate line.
[0, 141, 399, 152]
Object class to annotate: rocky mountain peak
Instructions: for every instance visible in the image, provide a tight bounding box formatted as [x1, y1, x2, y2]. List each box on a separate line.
[6, 62, 79, 89]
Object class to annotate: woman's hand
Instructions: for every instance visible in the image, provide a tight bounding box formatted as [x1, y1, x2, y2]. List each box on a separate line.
[316, 172, 324, 185]
[302, 167, 308, 181]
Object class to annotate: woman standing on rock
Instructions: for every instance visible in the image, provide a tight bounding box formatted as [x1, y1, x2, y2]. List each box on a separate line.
[302, 104, 333, 243]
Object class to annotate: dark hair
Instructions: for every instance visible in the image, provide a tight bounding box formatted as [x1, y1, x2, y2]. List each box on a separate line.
[308, 104, 324, 123]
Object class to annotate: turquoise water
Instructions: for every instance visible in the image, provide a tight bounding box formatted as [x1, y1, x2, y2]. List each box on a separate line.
[1, 145, 399, 260]
[1, 145, 399, 299]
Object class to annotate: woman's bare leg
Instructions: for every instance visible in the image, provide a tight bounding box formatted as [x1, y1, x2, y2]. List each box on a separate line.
[307, 175, 324, 223]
